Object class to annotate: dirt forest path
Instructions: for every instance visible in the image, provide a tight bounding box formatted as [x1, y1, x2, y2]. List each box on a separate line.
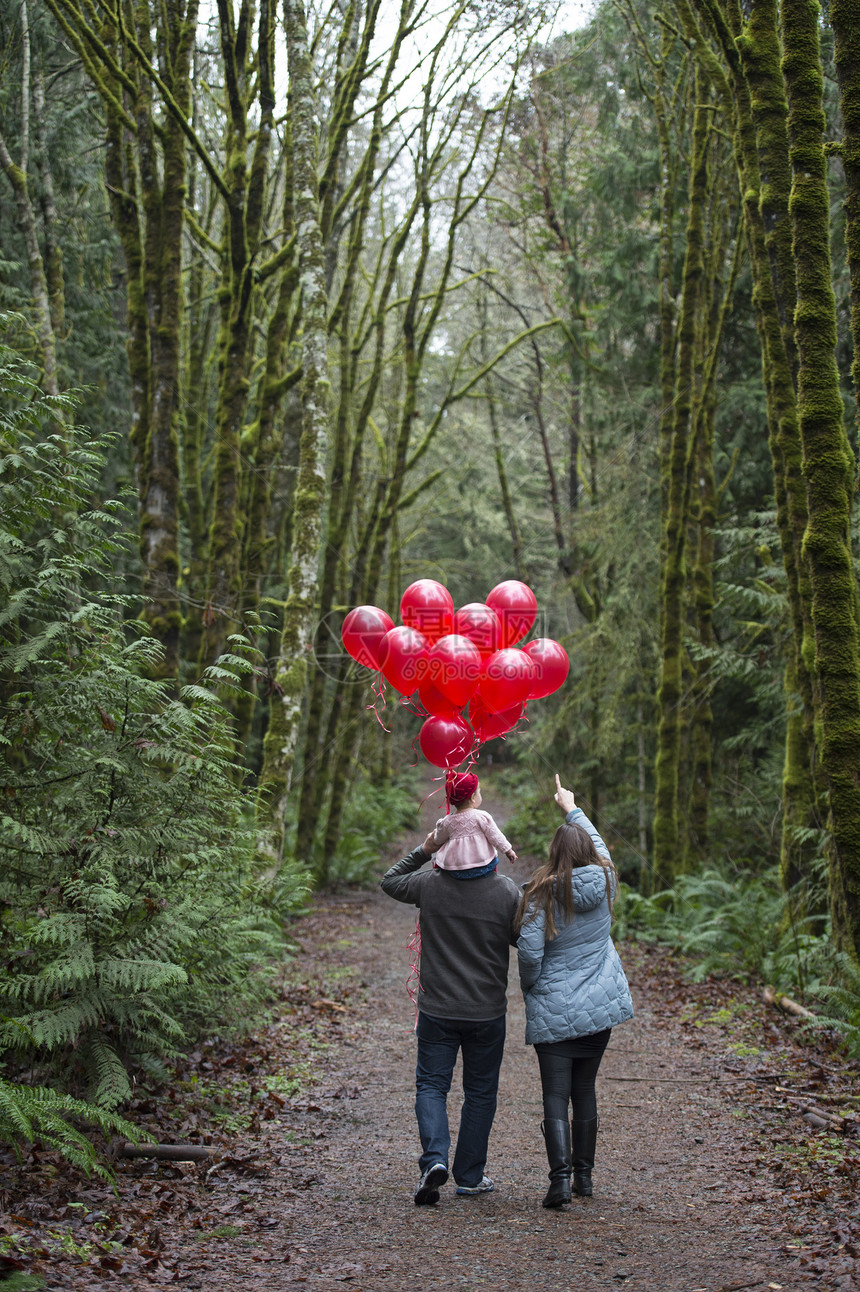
[159, 786, 852, 1292]
[254, 892, 797, 1292]
[6, 783, 859, 1291]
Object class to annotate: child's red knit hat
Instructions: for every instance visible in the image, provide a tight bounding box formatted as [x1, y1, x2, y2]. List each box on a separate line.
[448, 772, 479, 806]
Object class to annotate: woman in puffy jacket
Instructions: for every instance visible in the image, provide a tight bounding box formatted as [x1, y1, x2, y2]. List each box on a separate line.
[516, 775, 633, 1209]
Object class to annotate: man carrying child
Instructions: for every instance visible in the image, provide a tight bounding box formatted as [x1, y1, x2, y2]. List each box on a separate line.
[380, 773, 520, 1205]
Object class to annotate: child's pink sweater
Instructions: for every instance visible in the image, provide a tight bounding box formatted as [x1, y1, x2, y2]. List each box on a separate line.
[432, 808, 513, 870]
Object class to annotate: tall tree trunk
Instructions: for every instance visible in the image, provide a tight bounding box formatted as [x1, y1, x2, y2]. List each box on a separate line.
[48, 0, 198, 678]
[258, 0, 330, 862]
[830, 0, 860, 438]
[0, 1, 60, 400]
[653, 70, 710, 890]
[138, 0, 198, 679]
[33, 66, 64, 340]
[685, 192, 741, 865]
[689, 0, 821, 891]
[199, 0, 276, 668]
[736, 0, 822, 888]
[782, 0, 860, 957]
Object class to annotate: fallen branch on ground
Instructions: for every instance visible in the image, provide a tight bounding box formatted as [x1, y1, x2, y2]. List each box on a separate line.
[763, 985, 815, 1019]
[119, 1142, 213, 1161]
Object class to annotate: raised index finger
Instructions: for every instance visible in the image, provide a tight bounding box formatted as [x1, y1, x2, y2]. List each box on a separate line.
[555, 773, 562, 790]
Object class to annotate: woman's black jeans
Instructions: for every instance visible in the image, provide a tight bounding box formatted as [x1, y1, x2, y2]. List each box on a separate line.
[534, 1029, 611, 1122]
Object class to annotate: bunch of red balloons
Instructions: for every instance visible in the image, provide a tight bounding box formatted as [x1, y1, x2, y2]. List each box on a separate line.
[341, 578, 569, 769]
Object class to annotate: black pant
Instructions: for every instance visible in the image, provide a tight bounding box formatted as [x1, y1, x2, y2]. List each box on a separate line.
[534, 1029, 611, 1122]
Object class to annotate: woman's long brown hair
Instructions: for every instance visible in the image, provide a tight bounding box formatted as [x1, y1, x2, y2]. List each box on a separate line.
[514, 821, 617, 939]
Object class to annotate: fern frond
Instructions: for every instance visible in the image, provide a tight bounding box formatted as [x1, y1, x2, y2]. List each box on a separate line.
[79, 1035, 132, 1109]
[0, 1077, 139, 1178]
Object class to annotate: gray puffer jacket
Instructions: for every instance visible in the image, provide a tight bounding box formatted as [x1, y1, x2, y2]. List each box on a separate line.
[517, 807, 634, 1046]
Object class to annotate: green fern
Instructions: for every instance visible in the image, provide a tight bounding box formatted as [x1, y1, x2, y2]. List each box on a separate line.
[0, 326, 310, 1165]
[0, 1077, 139, 1179]
[616, 862, 833, 994]
[811, 953, 860, 1057]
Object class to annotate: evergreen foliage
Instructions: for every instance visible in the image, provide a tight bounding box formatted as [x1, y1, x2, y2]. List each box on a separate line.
[0, 1073, 138, 1180]
[0, 330, 307, 1157]
[814, 953, 860, 1057]
[325, 777, 417, 887]
[614, 865, 832, 994]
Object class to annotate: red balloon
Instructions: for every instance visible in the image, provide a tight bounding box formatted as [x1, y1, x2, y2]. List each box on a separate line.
[400, 579, 454, 644]
[524, 638, 570, 699]
[479, 647, 536, 714]
[419, 714, 473, 769]
[418, 677, 461, 718]
[485, 580, 538, 647]
[451, 602, 502, 658]
[379, 626, 429, 695]
[341, 605, 395, 670]
[428, 634, 482, 707]
[469, 693, 524, 742]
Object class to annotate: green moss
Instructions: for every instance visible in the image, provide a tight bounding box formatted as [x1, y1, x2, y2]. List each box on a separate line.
[783, 0, 860, 958]
[831, 0, 860, 434]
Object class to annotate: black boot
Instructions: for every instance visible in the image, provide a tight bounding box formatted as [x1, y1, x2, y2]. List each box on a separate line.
[571, 1116, 598, 1196]
[540, 1119, 572, 1208]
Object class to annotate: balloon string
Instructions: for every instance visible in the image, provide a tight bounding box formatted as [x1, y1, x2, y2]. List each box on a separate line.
[366, 674, 392, 733]
[417, 774, 446, 816]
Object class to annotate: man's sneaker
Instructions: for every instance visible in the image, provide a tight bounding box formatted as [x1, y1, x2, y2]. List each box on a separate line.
[414, 1162, 449, 1206]
[455, 1175, 495, 1196]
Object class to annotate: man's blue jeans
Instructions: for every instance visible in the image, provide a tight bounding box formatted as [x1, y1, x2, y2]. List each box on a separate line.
[415, 1011, 506, 1187]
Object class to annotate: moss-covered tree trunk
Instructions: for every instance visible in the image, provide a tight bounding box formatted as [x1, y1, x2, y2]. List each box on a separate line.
[830, 0, 860, 436]
[0, 0, 60, 400]
[258, 0, 331, 861]
[619, 6, 681, 894]
[32, 66, 64, 341]
[685, 203, 741, 865]
[137, 0, 198, 677]
[735, 0, 823, 890]
[178, 173, 220, 675]
[232, 124, 302, 753]
[198, 0, 277, 668]
[782, 0, 860, 957]
[690, 0, 822, 892]
[653, 72, 710, 890]
[0, 136, 60, 399]
[46, 0, 198, 677]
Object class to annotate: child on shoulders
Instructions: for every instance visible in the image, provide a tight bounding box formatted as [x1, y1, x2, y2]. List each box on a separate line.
[431, 772, 517, 872]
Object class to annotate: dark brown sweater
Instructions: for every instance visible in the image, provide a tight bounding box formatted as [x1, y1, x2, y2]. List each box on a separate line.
[380, 846, 521, 1020]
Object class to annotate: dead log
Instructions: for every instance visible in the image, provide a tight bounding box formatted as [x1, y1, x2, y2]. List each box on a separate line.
[762, 985, 815, 1019]
[800, 1110, 831, 1130]
[799, 1103, 858, 1132]
[120, 1142, 213, 1162]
